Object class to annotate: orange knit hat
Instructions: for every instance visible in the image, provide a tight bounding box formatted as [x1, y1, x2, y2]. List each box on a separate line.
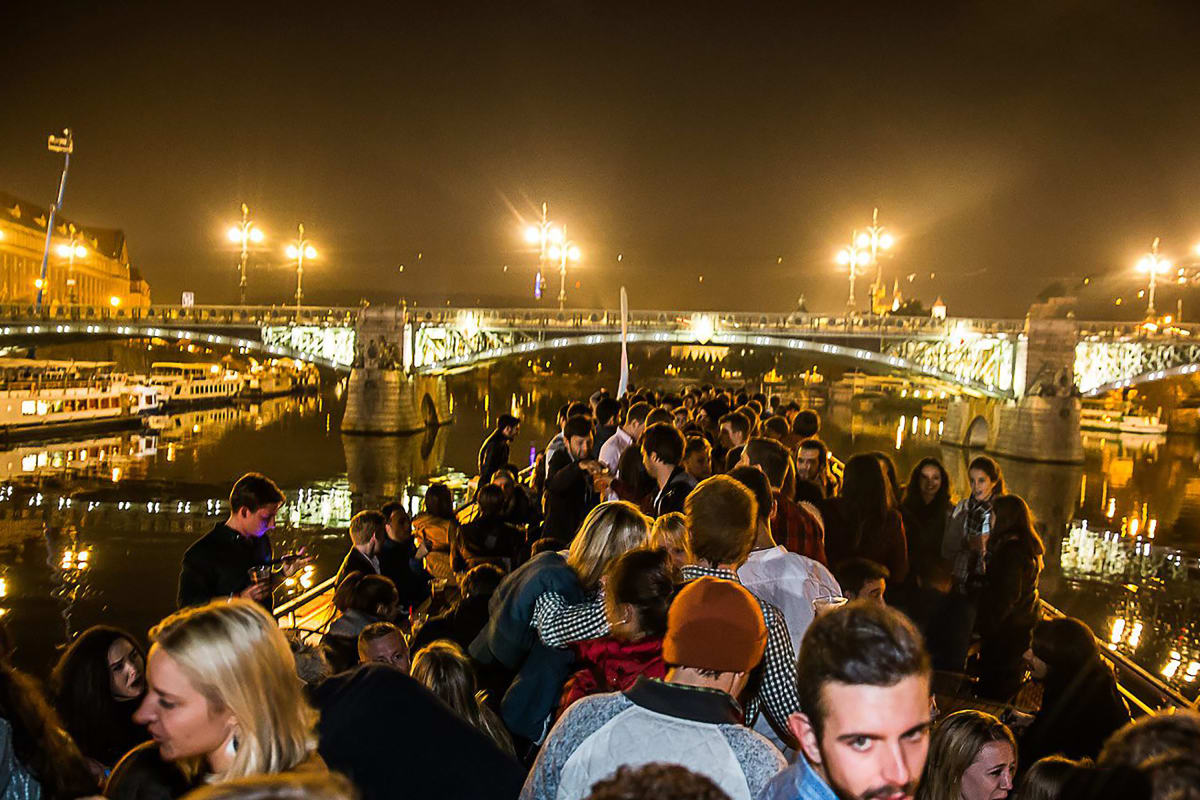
[663, 577, 767, 673]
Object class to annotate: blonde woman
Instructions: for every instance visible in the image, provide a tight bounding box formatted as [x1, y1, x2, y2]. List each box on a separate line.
[649, 511, 691, 568]
[106, 599, 324, 799]
[917, 710, 1017, 800]
[410, 640, 515, 756]
[469, 500, 650, 744]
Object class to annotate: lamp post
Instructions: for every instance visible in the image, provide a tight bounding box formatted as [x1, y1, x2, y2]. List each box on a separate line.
[860, 208, 896, 315]
[227, 203, 264, 305]
[523, 202, 560, 302]
[36, 128, 74, 312]
[1136, 237, 1171, 318]
[55, 224, 87, 306]
[836, 229, 873, 315]
[548, 228, 581, 311]
[285, 224, 317, 310]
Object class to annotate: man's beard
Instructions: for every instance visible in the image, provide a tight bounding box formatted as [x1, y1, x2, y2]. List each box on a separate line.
[818, 747, 918, 800]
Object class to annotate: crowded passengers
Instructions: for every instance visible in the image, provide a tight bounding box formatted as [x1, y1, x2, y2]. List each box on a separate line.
[0, 385, 1194, 800]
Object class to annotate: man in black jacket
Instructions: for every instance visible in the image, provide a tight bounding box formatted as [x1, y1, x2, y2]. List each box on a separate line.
[542, 414, 602, 543]
[378, 500, 432, 610]
[334, 509, 387, 587]
[478, 413, 520, 485]
[178, 472, 308, 609]
[642, 422, 696, 517]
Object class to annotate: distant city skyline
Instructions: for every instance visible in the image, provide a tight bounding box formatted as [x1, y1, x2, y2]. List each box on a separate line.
[5, 2, 1200, 317]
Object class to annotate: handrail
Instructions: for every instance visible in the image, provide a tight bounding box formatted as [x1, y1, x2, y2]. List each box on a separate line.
[1040, 598, 1195, 713]
[273, 575, 337, 618]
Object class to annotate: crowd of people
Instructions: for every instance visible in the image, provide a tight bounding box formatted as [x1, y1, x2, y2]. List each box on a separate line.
[0, 385, 1196, 800]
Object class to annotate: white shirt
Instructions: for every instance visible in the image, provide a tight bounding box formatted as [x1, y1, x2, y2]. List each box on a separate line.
[598, 426, 634, 475]
[737, 546, 841, 656]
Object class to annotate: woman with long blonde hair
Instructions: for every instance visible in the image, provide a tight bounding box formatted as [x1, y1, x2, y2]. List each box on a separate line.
[106, 599, 323, 798]
[471, 500, 650, 747]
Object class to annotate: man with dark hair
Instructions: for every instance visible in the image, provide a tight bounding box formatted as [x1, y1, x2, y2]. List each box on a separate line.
[683, 476, 803, 750]
[742, 438, 827, 564]
[642, 422, 695, 517]
[646, 406, 674, 427]
[378, 500, 432, 611]
[834, 558, 890, 606]
[543, 415, 602, 542]
[599, 400, 651, 475]
[479, 413, 520, 485]
[178, 472, 306, 609]
[798, 438, 841, 498]
[759, 603, 933, 800]
[522, 577, 785, 800]
[682, 436, 713, 483]
[719, 411, 752, 471]
[357, 621, 410, 671]
[792, 409, 822, 439]
[593, 396, 622, 454]
[545, 401, 592, 479]
[410, 563, 505, 654]
[763, 416, 790, 441]
[335, 509, 387, 587]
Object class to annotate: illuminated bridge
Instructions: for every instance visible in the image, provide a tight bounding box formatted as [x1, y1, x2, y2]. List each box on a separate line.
[0, 303, 1197, 398]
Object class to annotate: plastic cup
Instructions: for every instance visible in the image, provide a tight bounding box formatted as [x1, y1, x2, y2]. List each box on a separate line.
[812, 595, 849, 617]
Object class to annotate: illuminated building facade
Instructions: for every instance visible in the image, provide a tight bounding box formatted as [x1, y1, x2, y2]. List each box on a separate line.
[0, 191, 151, 308]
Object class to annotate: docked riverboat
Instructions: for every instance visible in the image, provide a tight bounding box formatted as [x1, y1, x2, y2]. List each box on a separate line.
[1080, 405, 1168, 435]
[147, 362, 242, 407]
[0, 359, 154, 440]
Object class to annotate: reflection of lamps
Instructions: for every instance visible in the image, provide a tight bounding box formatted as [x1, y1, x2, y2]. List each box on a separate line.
[690, 314, 715, 344]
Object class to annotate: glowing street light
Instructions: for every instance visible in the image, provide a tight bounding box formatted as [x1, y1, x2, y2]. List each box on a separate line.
[285, 224, 318, 310]
[549, 227, 582, 311]
[1136, 237, 1171, 317]
[523, 201, 562, 301]
[859, 208, 896, 314]
[55, 223, 88, 306]
[836, 229, 873, 314]
[227, 203, 264, 305]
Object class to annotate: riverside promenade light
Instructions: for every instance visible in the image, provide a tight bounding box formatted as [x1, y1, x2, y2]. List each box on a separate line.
[227, 203, 265, 305]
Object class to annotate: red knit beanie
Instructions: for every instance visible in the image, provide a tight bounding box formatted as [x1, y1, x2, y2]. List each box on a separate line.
[663, 577, 767, 673]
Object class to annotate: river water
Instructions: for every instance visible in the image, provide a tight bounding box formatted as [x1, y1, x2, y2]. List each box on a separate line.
[1, 375, 1197, 700]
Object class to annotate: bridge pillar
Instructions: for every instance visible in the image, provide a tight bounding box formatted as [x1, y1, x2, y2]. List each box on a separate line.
[942, 304, 1082, 463]
[340, 306, 453, 435]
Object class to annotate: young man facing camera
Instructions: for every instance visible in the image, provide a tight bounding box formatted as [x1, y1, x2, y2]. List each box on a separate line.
[760, 603, 933, 800]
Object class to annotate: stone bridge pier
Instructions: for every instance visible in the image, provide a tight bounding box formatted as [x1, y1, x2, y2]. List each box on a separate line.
[942, 308, 1083, 463]
[340, 306, 454, 435]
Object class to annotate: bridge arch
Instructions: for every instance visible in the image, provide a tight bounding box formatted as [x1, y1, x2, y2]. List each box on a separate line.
[965, 415, 990, 448]
[416, 331, 1009, 398]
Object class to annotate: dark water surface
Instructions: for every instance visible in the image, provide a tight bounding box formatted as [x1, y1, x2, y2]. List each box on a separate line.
[1, 376, 1197, 700]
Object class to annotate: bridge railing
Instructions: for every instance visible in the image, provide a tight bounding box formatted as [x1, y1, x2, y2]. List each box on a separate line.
[409, 307, 1028, 337]
[0, 303, 360, 328]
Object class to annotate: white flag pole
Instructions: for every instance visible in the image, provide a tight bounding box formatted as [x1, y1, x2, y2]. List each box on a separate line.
[617, 286, 630, 398]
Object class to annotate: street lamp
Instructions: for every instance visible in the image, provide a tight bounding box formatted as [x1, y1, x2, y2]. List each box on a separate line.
[859, 207, 895, 314]
[836, 229, 873, 314]
[36, 128, 74, 312]
[547, 227, 581, 311]
[1136, 237, 1171, 318]
[523, 201, 561, 302]
[227, 203, 264, 305]
[285, 224, 317, 310]
[55, 224, 88, 306]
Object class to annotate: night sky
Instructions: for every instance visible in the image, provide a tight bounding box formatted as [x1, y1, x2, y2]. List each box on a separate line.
[4, 2, 1200, 317]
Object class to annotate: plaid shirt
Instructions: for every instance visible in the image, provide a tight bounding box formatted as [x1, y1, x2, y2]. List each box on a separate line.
[531, 591, 610, 649]
[680, 564, 801, 745]
[772, 491, 827, 566]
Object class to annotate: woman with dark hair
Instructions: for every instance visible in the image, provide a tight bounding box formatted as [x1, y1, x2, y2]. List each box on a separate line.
[413, 483, 457, 580]
[323, 572, 400, 673]
[557, 547, 674, 714]
[939, 454, 1005, 672]
[608, 441, 656, 516]
[819, 453, 908, 585]
[50, 626, 148, 772]
[900, 457, 953, 580]
[868, 451, 902, 506]
[975, 494, 1044, 700]
[0, 650, 97, 798]
[1020, 617, 1130, 764]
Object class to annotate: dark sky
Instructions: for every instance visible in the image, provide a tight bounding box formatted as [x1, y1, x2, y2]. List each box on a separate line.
[4, 1, 1200, 317]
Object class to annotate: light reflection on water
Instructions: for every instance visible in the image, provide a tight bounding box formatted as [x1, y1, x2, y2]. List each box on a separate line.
[0, 378, 1198, 700]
